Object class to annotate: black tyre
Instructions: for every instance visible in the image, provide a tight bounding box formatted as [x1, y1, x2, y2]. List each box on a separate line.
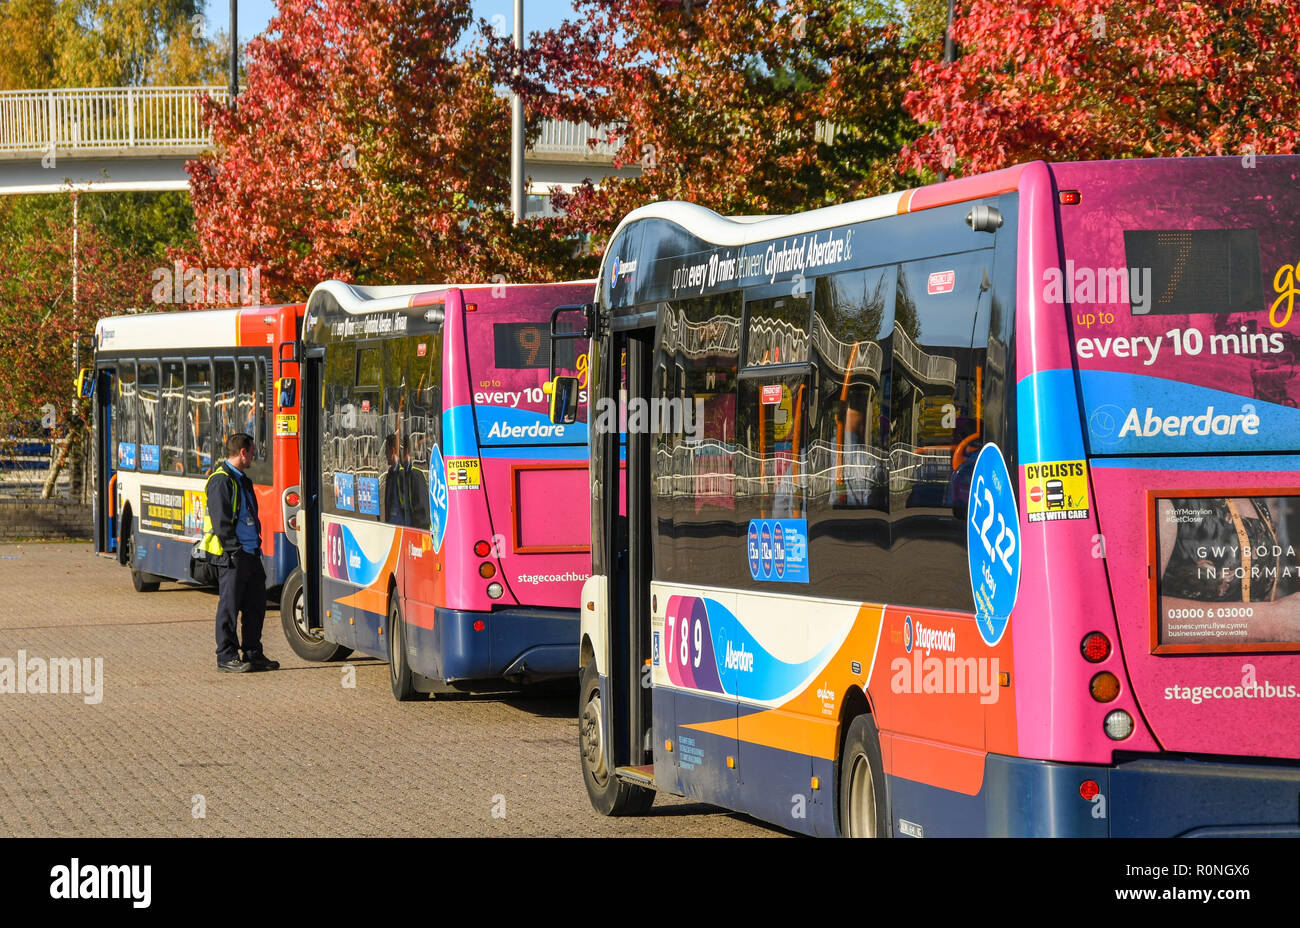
[838, 713, 889, 837]
[122, 520, 161, 592]
[387, 595, 423, 702]
[279, 569, 351, 662]
[579, 660, 654, 816]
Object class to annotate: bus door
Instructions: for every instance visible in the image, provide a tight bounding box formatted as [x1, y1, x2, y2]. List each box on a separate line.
[299, 347, 331, 644]
[610, 321, 656, 776]
[93, 367, 117, 555]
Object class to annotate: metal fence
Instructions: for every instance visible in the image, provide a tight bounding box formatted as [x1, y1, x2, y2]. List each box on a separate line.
[0, 432, 88, 500]
[0, 86, 619, 161]
[0, 86, 227, 155]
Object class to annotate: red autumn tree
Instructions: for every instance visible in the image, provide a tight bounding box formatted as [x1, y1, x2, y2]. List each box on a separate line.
[187, 0, 588, 299]
[903, 0, 1300, 177]
[498, 0, 924, 248]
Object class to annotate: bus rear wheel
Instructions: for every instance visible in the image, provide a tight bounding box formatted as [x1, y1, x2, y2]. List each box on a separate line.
[579, 660, 654, 816]
[387, 595, 424, 702]
[122, 521, 160, 592]
[838, 713, 888, 837]
[279, 570, 351, 662]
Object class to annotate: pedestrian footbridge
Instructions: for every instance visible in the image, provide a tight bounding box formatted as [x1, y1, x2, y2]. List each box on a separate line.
[0, 86, 636, 206]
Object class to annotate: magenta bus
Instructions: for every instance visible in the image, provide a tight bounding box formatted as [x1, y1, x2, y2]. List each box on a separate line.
[563, 155, 1300, 836]
[286, 280, 593, 700]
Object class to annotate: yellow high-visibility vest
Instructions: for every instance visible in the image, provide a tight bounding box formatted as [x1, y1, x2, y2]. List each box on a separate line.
[199, 466, 241, 558]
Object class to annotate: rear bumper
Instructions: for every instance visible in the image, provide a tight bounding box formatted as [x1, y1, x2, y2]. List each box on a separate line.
[1109, 755, 1300, 838]
[889, 751, 1300, 837]
[434, 606, 578, 683]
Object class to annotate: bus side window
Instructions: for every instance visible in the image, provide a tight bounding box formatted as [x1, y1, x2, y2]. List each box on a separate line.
[237, 357, 271, 485]
[805, 268, 895, 600]
[736, 286, 812, 535]
[402, 333, 437, 531]
[888, 252, 995, 611]
[214, 359, 237, 457]
[138, 361, 160, 471]
[321, 345, 354, 515]
[652, 292, 743, 587]
[185, 360, 213, 477]
[114, 360, 137, 470]
[161, 360, 185, 474]
[379, 338, 408, 526]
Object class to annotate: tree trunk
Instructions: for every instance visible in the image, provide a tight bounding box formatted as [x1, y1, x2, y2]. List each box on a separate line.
[40, 413, 84, 500]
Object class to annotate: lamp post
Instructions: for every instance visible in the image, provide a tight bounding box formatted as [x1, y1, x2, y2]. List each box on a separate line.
[511, 0, 526, 225]
[938, 0, 956, 181]
[229, 1, 239, 102]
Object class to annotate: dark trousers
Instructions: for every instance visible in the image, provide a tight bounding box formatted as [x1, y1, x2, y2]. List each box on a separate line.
[215, 550, 267, 662]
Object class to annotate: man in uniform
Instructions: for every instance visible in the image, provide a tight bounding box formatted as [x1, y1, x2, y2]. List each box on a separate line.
[206, 433, 280, 673]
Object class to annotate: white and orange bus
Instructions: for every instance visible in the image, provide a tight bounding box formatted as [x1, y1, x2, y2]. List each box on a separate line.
[90, 304, 306, 601]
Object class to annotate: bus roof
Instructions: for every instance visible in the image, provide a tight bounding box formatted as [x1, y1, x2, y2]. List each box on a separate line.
[305, 279, 599, 317]
[605, 162, 1030, 249]
[95, 304, 302, 352]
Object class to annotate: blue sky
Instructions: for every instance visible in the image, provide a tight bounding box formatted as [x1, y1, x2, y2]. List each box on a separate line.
[210, 0, 581, 44]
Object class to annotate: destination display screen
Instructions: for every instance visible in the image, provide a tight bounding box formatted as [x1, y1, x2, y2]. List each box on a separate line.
[1123, 229, 1263, 316]
[492, 322, 580, 370]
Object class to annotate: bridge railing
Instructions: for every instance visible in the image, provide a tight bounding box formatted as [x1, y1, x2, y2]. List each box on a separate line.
[0, 86, 623, 161]
[530, 119, 623, 158]
[0, 86, 229, 155]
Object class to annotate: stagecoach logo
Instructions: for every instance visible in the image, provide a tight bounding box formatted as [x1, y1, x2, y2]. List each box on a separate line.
[904, 615, 914, 653]
[609, 257, 637, 288]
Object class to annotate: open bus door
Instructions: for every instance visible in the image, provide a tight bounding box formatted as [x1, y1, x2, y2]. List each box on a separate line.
[298, 345, 325, 642]
[549, 304, 656, 800]
[614, 324, 656, 783]
[88, 367, 116, 555]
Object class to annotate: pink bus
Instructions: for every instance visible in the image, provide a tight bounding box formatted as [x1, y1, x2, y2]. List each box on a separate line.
[564, 155, 1300, 836]
[285, 280, 593, 700]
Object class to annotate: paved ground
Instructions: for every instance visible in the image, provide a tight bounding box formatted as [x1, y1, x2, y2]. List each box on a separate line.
[0, 542, 780, 837]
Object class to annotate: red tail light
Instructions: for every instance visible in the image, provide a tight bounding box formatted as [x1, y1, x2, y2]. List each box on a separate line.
[1081, 632, 1111, 663]
[286, 491, 301, 508]
[474, 540, 491, 557]
[1079, 779, 1100, 800]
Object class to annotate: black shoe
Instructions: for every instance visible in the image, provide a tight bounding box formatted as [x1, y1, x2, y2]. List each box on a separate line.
[218, 659, 252, 673]
[244, 653, 280, 671]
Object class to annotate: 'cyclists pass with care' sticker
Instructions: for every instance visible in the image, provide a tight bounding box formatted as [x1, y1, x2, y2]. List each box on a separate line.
[967, 443, 1020, 646]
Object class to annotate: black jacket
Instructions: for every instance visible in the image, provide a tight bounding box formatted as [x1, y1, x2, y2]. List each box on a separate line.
[207, 461, 260, 555]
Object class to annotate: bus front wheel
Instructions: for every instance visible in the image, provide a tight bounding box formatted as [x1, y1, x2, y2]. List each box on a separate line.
[122, 521, 160, 593]
[579, 660, 654, 816]
[838, 713, 889, 837]
[279, 570, 351, 662]
[387, 595, 424, 702]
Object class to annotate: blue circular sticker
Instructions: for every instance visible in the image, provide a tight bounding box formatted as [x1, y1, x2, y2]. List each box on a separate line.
[966, 443, 1020, 646]
[773, 522, 786, 579]
[429, 443, 449, 554]
[747, 522, 760, 578]
[760, 521, 772, 579]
